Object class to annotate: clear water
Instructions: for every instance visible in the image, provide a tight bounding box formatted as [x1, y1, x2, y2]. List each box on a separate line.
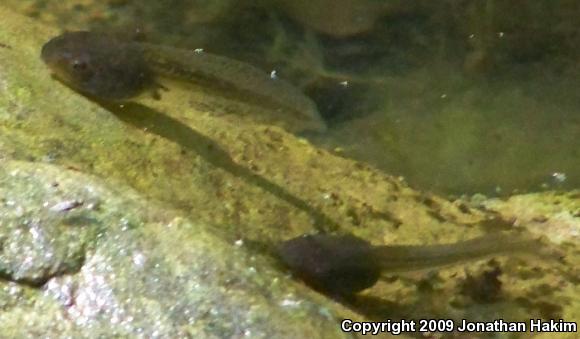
[2, 1, 578, 337]
[10, 0, 578, 197]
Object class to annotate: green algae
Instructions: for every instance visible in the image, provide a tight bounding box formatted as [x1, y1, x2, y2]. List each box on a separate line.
[0, 160, 366, 338]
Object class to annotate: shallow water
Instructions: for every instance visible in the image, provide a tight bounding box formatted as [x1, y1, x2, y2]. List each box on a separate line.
[8, 0, 578, 196]
[1, 1, 579, 338]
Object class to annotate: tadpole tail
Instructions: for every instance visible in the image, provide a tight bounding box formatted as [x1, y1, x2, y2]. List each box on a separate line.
[372, 233, 554, 274]
[136, 42, 326, 132]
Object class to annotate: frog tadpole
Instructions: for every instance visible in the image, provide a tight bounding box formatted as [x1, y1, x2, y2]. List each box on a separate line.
[278, 234, 380, 296]
[278, 232, 556, 296]
[41, 31, 155, 100]
[41, 31, 327, 132]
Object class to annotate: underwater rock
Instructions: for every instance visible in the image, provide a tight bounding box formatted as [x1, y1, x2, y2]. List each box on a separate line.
[276, 0, 389, 37]
[0, 7, 385, 338]
[0, 166, 97, 285]
[479, 191, 580, 244]
[0, 160, 369, 338]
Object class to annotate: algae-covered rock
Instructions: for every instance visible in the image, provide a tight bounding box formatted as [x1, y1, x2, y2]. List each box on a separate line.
[0, 4, 487, 253]
[0, 6, 410, 337]
[480, 191, 580, 244]
[0, 170, 96, 285]
[0, 6, 392, 338]
[0, 160, 369, 338]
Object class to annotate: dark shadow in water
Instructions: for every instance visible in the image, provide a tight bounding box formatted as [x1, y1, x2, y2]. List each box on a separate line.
[97, 100, 340, 233]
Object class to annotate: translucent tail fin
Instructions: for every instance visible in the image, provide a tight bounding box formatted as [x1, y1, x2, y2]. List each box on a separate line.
[372, 233, 558, 274]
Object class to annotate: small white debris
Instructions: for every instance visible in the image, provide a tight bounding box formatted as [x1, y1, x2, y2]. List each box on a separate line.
[50, 200, 83, 212]
[498, 32, 504, 38]
[194, 48, 204, 53]
[234, 239, 244, 247]
[270, 70, 278, 80]
[132, 252, 147, 268]
[339, 80, 349, 87]
[279, 298, 302, 308]
[29, 226, 41, 240]
[85, 202, 97, 210]
[551, 172, 567, 183]
[13, 205, 24, 217]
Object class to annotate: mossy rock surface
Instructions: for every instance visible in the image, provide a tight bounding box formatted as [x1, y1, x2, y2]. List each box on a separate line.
[0, 160, 375, 338]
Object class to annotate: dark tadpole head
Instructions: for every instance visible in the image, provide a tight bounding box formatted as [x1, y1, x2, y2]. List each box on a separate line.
[41, 31, 153, 101]
[277, 234, 381, 296]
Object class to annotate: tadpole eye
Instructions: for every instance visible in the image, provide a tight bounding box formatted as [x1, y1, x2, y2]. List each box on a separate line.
[69, 58, 94, 81]
[71, 59, 88, 71]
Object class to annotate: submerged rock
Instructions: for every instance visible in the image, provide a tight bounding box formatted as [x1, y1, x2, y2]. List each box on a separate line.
[274, 0, 413, 37]
[0, 160, 367, 338]
[0, 167, 96, 285]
